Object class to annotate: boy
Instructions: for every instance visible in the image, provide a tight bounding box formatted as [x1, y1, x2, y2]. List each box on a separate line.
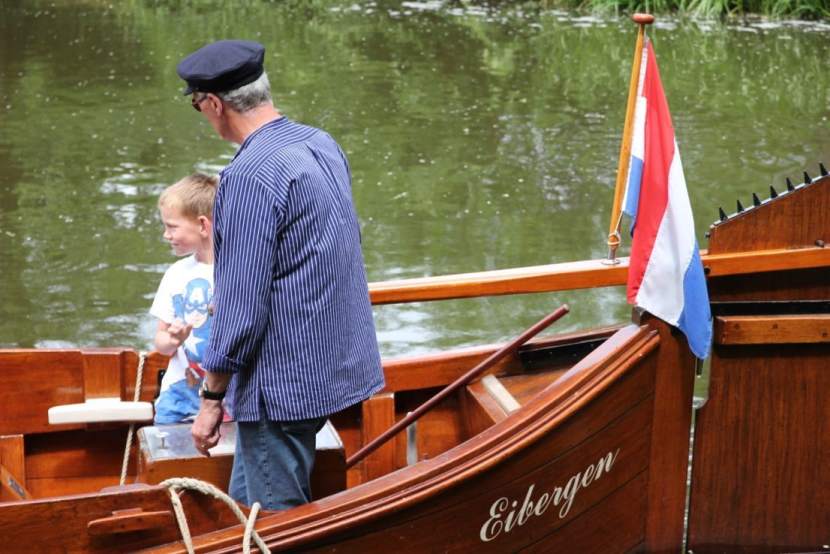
[150, 173, 217, 424]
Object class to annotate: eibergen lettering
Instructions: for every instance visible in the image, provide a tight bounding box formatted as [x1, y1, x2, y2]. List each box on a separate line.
[479, 449, 620, 542]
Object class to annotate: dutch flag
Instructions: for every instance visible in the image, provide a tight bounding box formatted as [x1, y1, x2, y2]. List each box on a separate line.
[621, 39, 712, 360]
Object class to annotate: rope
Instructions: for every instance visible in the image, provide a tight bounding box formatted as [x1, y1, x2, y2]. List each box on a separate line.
[119, 352, 147, 485]
[160, 477, 270, 554]
[243, 503, 262, 554]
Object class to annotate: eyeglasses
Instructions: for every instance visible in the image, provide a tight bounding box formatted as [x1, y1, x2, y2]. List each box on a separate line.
[191, 93, 209, 112]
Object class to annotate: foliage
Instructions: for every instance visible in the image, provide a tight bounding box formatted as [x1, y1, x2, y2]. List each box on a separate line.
[541, 0, 830, 18]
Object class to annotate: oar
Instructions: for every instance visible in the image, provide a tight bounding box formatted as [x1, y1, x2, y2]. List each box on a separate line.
[346, 304, 570, 469]
[605, 13, 654, 264]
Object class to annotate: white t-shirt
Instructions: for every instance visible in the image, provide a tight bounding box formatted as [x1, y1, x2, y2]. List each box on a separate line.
[150, 255, 214, 393]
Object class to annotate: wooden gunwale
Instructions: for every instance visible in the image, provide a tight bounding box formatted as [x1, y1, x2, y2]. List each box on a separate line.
[149, 324, 659, 552]
[368, 245, 830, 305]
[380, 325, 620, 393]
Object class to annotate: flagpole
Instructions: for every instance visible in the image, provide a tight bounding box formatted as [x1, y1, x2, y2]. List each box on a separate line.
[605, 13, 654, 265]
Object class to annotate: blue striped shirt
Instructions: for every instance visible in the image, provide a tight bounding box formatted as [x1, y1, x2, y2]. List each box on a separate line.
[203, 117, 384, 421]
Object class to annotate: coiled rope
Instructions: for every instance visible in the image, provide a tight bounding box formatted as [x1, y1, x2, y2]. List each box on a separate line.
[160, 477, 270, 554]
[119, 351, 147, 485]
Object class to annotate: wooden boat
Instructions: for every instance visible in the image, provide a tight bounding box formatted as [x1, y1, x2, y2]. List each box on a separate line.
[2, 164, 829, 553]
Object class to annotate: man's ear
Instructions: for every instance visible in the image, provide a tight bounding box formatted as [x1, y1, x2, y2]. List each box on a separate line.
[207, 93, 223, 116]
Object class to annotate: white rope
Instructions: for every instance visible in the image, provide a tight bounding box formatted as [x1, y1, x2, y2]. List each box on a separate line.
[120, 352, 147, 485]
[168, 487, 194, 554]
[160, 477, 270, 554]
[243, 502, 263, 554]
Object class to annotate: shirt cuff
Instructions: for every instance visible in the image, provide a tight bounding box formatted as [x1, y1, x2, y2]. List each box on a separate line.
[202, 346, 245, 374]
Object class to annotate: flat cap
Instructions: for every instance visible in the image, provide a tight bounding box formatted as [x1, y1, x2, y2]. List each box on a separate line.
[177, 40, 265, 95]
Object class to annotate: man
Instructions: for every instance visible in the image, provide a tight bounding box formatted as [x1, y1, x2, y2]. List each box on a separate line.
[178, 40, 385, 510]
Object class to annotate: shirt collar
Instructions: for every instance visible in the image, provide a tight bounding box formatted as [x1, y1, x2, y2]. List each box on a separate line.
[231, 116, 288, 162]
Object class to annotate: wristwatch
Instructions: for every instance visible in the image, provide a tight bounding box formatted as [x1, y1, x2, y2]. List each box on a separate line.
[199, 379, 226, 401]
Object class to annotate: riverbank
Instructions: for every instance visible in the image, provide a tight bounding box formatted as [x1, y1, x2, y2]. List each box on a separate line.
[535, 0, 828, 19]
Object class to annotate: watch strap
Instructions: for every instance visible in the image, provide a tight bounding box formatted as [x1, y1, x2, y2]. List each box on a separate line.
[200, 380, 226, 401]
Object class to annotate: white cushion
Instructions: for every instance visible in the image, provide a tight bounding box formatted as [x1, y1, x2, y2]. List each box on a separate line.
[48, 398, 154, 424]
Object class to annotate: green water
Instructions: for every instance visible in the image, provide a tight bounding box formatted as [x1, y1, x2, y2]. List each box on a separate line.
[1, 1, 828, 356]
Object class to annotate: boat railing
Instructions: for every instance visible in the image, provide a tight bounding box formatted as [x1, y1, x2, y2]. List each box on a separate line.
[367, 245, 830, 305]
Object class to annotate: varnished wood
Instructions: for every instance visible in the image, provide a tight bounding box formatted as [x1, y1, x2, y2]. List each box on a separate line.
[0, 486, 241, 552]
[0, 349, 168, 436]
[145, 324, 663, 553]
[81, 349, 126, 400]
[0, 350, 86, 435]
[381, 326, 617, 393]
[689, 342, 830, 553]
[521, 472, 647, 553]
[0, 435, 26, 501]
[715, 314, 830, 344]
[707, 267, 830, 303]
[87, 507, 174, 536]
[126, 351, 169, 403]
[367, 246, 830, 305]
[347, 305, 569, 468]
[688, 175, 830, 552]
[461, 380, 508, 437]
[23, 429, 135, 498]
[0, 462, 29, 500]
[707, 174, 830, 255]
[638, 315, 696, 553]
[480, 375, 519, 413]
[500, 370, 567, 406]
[360, 393, 397, 481]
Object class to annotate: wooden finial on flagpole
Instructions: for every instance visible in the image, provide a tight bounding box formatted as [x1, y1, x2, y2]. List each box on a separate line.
[604, 13, 654, 266]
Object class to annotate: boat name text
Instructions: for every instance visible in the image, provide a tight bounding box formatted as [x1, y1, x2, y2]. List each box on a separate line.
[479, 448, 620, 542]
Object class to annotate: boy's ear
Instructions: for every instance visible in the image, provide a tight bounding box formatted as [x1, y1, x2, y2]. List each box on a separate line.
[198, 215, 212, 235]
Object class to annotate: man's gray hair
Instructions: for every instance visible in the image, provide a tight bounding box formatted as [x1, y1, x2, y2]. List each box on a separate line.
[217, 72, 272, 113]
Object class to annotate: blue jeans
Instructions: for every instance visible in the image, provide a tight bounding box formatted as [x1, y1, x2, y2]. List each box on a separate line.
[154, 378, 201, 424]
[228, 417, 326, 511]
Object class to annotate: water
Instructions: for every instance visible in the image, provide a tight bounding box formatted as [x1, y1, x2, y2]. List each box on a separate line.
[1, 1, 828, 356]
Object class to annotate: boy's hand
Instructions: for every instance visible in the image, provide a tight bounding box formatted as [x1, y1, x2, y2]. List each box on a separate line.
[167, 320, 193, 347]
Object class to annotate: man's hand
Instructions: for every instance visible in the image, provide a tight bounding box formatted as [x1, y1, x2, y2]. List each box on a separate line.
[192, 399, 224, 457]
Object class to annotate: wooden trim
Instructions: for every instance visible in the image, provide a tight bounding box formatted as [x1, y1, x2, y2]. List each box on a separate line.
[715, 314, 830, 345]
[480, 375, 520, 414]
[703, 247, 830, 277]
[87, 508, 174, 536]
[639, 316, 696, 552]
[82, 349, 126, 400]
[369, 258, 628, 305]
[0, 462, 29, 500]
[381, 326, 620, 393]
[0, 434, 26, 499]
[361, 393, 397, 482]
[368, 246, 830, 305]
[348, 306, 568, 469]
[460, 380, 508, 437]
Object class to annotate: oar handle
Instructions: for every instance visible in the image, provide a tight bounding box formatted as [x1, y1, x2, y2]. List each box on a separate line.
[346, 304, 570, 469]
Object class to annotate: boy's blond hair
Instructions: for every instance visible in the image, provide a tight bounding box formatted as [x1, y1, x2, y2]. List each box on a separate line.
[158, 173, 218, 220]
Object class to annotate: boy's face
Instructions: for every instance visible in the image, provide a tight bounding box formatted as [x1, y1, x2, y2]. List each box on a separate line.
[160, 204, 209, 257]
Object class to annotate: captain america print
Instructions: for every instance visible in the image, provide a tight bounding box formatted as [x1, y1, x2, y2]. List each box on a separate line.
[172, 277, 213, 376]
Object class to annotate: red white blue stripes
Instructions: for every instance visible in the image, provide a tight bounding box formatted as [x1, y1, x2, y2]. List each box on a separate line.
[622, 40, 712, 359]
